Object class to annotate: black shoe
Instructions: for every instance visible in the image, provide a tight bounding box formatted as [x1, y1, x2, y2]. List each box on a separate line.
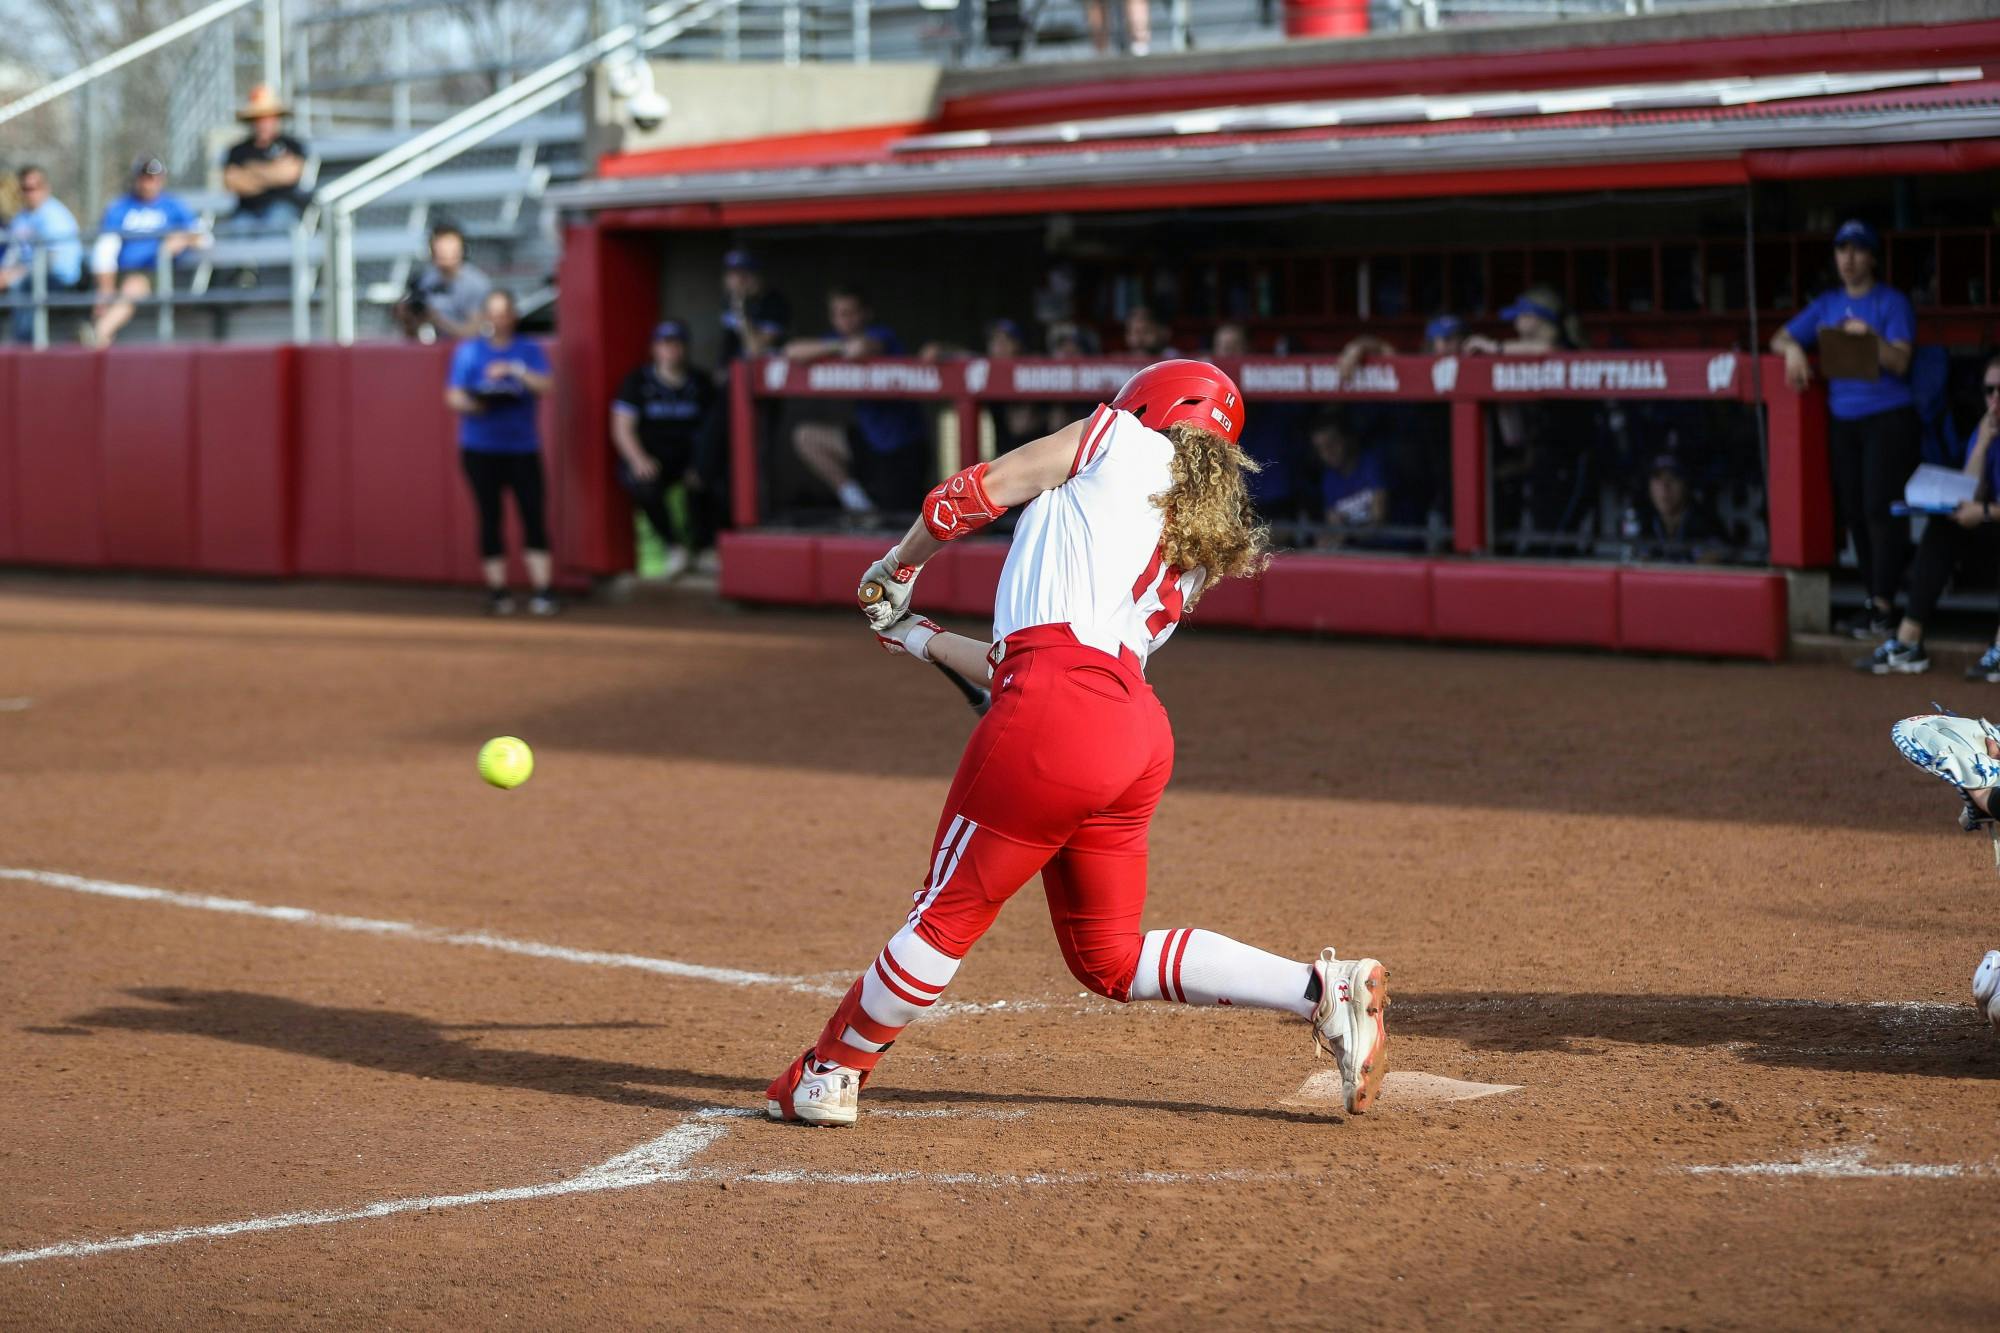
[1837, 606, 1896, 640]
[1855, 638, 1930, 675]
[488, 590, 516, 617]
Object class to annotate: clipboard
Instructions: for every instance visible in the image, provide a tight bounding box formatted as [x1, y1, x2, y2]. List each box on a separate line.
[1818, 328, 1880, 381]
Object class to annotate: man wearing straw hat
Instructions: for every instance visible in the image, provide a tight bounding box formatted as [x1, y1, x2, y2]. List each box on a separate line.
[220, 85, 308, 235]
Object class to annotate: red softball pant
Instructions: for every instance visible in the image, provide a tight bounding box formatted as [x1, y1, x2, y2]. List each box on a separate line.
[905, 624, 1174, 999]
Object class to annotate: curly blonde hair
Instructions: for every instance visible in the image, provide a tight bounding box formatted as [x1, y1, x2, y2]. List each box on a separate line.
[1153, 421, 1270, 603]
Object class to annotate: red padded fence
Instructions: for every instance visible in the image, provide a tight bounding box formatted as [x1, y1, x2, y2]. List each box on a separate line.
[0, 341, 606, 588]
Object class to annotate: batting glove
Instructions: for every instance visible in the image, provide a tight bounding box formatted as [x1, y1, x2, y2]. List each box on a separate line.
[858, 546, 921, 631]
[875, 614, 942, 662]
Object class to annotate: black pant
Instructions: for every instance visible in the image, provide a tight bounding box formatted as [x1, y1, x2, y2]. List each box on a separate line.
[619, 441, 715, 552]
[1828, 407, 1919, 605]
[460, 450, 549, 561]
[1906, 517, 2000, 628]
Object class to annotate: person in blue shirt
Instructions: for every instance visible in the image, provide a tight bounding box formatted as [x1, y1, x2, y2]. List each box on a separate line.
[85, 157, 207, 347]
[1858, 353, 2000, 678]
[1773, 219, 1919, 640]
[0, 166, 83, 342]
[447, 289, 557, 615]
[785, 286, 928, 524]
[1313, 413, 1390, 547]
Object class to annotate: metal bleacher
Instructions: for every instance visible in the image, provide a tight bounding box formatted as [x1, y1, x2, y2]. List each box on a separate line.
[1, 0, 1816, 346]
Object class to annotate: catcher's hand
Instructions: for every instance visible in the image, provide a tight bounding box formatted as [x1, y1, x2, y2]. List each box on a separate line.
[874, 613, 941, 662]
[858, 547, 920, 630]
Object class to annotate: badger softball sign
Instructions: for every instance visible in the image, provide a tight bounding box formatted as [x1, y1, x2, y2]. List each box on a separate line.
[752, 353, 1753, 401]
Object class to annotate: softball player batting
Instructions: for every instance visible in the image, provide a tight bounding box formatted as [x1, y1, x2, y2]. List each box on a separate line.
[766, 360, 1390, 1126]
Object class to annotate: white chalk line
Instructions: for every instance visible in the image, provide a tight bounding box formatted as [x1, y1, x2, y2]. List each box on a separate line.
[0, 697, 31, 712]
[0, 1107, 1303, 1268]
[1684, 1144, 1992, 1181]
[0, 1119, 729, 1267]
[0, 867, 1040, 1017]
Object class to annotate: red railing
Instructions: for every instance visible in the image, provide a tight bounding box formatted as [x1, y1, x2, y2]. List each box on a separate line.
[730, 351, 1829, 566]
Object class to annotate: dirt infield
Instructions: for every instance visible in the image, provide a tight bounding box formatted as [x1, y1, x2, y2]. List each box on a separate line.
[2, 572, 1997, 1329]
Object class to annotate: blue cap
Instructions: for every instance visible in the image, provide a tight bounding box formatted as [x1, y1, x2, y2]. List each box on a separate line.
[722, 248, 758, 272]
[988, 317, 1025, 342]
[1833, 219, 1880, 254]
[1649, 452, 1685, 477]
[653, 319, 688, 342]
[1499, 297, 1561, 326]
[1423, 314, 1466, 343]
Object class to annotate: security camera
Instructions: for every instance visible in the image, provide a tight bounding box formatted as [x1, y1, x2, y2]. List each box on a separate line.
[628, 90, 669, 133]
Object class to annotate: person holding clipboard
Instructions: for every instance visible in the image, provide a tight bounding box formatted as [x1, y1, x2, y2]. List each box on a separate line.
[1855, 355, 2000, 676]
[1772, 219, 1918, 642]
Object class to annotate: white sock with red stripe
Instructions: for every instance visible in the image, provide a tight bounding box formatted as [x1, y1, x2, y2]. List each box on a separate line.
[809, 920, 961, 1072]
[1129, 928, 1315, 1017]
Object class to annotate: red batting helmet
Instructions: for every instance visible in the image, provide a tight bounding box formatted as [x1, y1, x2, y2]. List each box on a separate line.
[1108, 358, 1244, 446]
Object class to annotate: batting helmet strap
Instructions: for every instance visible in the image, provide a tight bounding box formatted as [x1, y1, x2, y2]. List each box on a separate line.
[1109, 359, 1245, 446]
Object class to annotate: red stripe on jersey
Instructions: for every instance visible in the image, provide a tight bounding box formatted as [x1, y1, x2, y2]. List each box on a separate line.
[881, 948, 946, 996]
[1145, 564, 1186, 638]
[1130, 545, 1165, 602]
[1070, 404, 1114, 478]
[1168, 928, 1195, 1004]
[873, 957, 936, 1009]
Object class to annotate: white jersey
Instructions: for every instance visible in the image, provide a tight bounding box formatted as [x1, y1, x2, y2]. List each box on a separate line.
[992, 405, 1205, 670]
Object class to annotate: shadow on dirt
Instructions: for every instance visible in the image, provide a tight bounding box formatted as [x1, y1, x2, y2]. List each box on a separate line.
[52, 988, 1339, 1124]
[1399, 992, 2000, 1079]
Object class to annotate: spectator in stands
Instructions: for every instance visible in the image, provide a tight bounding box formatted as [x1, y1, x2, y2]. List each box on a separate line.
[1314, 412, 1389, 545]
[1046, 320, 1097, 357]
[720, 248, 788, 366]
[1336, 315, 1468, 546]
[1087, 0, 1153, 55]
[0, 166, 82, 342]
[1773, 219, 1919, 642]
[1123, 304, 1176, 359]
[1623, 453, 1726, 565]
[1856, 353, 2000, 677]
[84, 157, 207, 347]
[1337, 313, 1468, 374]
[1214, 321, 1307, 523]
[447, 289, 557, 616]
[981, 318, 1051, 455]
[396, 223, 490, 342]
[1210, 321, 1249, 358]
[785, 285, 927, 523]
[612, 319, 719, 578]
[219, 85, 308, 235]
[1478, 285, 1597, 553]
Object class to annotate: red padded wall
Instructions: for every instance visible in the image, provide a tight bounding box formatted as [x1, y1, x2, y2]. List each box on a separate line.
[937, 540, 1009, 616]
[812, 534, 890, 606]
[293, 345, 350, 576]
[100, 346, 197, 570]
[1188, 570, 1260, 628]
[1619, 569, 1787, 661]
[717, 531, 817, 602]
[194, 346, 295, 575]
[14, 350, 104, 565]
[0, 350, 18, 562]
[1432, 563, 1618, 647]
[1259, 556, 1431, 638]
[346, 343, 457, 582]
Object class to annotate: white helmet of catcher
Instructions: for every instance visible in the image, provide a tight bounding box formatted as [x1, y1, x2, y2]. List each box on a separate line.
[1892, 712, 2000, 869]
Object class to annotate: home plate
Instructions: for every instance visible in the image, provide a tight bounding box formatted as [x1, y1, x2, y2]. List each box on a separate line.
[1283, 1069, 1522, 1110]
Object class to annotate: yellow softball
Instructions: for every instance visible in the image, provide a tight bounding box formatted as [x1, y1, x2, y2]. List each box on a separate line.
[477, 736, 534, 790]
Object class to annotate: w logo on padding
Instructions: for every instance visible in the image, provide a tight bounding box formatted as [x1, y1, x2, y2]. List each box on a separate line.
[1706, 353, 1738, 394]
[763, 358, 790, 392]
[965, 358, 990, 394]
[1431, 356, 1459, 395]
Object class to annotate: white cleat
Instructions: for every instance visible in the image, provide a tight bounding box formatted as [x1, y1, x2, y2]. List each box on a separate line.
[765, 1048, 861, 1126]
[1974, 950, 2000, 1035]
[1310, 948, 1389, 1114]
